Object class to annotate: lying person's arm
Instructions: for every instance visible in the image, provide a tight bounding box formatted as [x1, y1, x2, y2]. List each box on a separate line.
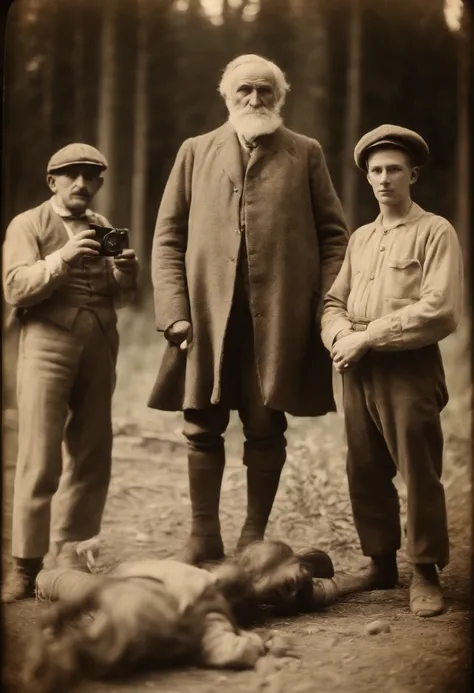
[200, 612, 266, 669]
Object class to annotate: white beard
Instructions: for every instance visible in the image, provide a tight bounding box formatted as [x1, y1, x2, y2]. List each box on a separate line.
[228, 107, 283, 141]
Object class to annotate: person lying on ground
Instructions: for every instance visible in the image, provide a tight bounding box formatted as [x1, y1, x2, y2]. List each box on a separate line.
[24, 538, 367, 692]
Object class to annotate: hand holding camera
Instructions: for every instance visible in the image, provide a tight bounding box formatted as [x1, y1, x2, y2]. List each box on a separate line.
[113, 248, 138, 274]
[60, 229, 102, 266]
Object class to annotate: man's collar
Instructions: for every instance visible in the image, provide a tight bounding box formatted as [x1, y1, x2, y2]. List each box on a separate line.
[375, 201, 426, 228]
[236, 132, 259, 151]
[50, 195, 93, 219]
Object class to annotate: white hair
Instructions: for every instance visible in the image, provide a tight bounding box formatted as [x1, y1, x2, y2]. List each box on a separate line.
[218, 54, 290, 107]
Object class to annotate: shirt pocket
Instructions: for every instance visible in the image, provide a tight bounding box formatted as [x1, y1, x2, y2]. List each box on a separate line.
[385, 258, 422, 299]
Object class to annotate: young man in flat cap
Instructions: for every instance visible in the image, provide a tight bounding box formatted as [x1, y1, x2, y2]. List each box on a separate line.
[2, 143, 139, 601]
[321, 125, 463, 617]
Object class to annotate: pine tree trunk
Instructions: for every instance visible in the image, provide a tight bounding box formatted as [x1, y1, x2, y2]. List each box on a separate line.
[341, 0, 362, 232]
[73, 0, 86, 142]
[130, 0, 149, 293]
[455, 11, 470, 290]
[96, 0, 117, 221]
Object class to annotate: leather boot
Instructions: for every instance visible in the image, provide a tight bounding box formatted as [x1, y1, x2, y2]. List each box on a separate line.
[2, 557, 43, 602]
[175, 452, 225, 566]
[236, 467, 283, 553]
[410, 563, 444, 617]
[358, 554, 399, 591]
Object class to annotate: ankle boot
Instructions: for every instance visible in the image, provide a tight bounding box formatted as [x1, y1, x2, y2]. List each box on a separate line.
[2, 557, 43, 602]
[410, 563, 444, 617]
[236, 466, 283, 553]
[358, 554, 399, 591]
[175, 452, 226, 566]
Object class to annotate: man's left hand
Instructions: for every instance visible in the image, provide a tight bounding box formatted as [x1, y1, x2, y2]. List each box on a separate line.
[331, 332, 370, 373]
[113, 248, 138, 273]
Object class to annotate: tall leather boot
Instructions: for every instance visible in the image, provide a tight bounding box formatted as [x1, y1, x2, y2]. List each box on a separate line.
[236, 467, 283, 553]
[174, 451, 226, 566]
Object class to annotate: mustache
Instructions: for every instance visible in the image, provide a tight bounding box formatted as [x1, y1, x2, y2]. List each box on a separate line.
[241, 106, 273, 116]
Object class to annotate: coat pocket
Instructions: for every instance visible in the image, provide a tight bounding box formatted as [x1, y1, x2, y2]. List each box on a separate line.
[386, 258, 422, 299]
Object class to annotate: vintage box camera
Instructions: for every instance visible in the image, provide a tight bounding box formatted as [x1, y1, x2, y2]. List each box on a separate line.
[89, 223, 130, 257]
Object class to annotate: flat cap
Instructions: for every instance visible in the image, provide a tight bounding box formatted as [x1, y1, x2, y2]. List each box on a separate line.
[354, 125, 429, 171]
[47, 143, 108, 173]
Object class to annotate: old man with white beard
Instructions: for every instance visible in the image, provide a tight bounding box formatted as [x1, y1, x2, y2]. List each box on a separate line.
[149, 54, 348, 566]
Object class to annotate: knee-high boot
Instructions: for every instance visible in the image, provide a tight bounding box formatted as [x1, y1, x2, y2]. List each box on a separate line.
[175, 451, 226, 566]
[236, 467, 283, 553]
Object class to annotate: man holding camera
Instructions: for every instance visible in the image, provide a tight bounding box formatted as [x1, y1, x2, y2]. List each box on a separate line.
[2, 143, 138, 601]
[150, 54, 348, 565]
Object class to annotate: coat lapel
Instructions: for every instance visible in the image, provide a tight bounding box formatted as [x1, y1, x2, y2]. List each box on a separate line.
[215, 123, 245, 190]
[214, 123, 297, 189]
[248, 127, 297, 172]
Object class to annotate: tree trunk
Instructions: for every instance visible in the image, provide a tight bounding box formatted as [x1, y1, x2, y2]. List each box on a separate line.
[130, 0, 149, 293]
[42, 0, 53, 154]
[341, 0, 362, 232]
[73, 0, 86, 141]
[290, 0, 328, 143]
[96, 0, 117, 221]
[455, 9, 470, 287]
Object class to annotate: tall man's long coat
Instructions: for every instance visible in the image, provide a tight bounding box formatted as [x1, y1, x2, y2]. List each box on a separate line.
[149, 123, 348, 416]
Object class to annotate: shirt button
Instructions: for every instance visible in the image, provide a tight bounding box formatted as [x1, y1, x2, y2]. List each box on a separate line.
[369, 275, 375, 280]
[234, 229, 241, 235]
[380, 246, 385, 251]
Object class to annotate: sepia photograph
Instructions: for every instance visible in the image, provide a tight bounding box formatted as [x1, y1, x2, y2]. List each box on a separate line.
[1, 0, 472, 692]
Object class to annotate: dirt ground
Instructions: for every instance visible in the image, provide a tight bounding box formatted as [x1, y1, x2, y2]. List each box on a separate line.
[2, 414, 472, 693]
[2, 311, 473, 693]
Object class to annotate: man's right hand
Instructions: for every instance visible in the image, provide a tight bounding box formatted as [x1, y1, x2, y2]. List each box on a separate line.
[60, 229, 102, 266]
[167, 320, 192, 351]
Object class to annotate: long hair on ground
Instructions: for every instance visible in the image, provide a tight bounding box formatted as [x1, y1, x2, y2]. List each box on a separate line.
[22, 577, 204, 693]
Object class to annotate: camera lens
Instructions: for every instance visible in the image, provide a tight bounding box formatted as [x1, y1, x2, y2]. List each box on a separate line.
[103, 232, 119, 252]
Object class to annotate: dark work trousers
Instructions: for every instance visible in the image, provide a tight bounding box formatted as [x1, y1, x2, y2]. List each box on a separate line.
[183, 250, 288, 473]
[342, 343, 450, 569]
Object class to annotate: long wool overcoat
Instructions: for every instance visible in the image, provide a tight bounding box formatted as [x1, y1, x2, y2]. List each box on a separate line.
[149, 123, 348, 416]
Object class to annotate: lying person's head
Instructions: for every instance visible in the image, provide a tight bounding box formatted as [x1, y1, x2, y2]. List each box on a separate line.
[235, 540, 334, 615]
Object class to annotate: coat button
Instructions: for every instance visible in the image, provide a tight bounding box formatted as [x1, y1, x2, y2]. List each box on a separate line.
[233, 187, 239, 193]
[380, 246, 385, 251]
[369, 275, 375, 280]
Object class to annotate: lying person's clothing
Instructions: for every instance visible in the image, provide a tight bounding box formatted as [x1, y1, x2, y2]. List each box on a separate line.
[35, 559, 265, 671]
